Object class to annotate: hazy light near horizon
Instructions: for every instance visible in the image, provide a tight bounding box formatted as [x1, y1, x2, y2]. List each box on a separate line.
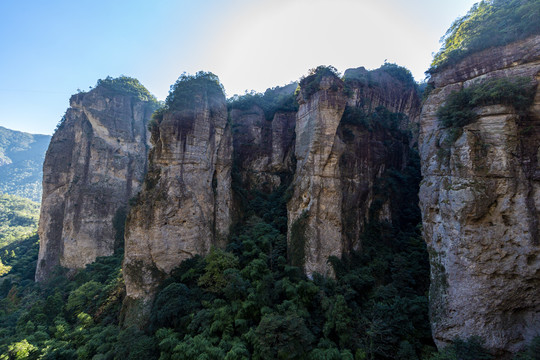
[0, 0, 478, 134]
[195, 0, 452, 96]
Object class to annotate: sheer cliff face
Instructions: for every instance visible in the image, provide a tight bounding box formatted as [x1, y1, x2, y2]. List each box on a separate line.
[287, 76, 348, 277]
[36, 88, 154, 282]
[122, 88, 232, 320]
[419, 36, 540, 355]
[287, 74, 419, 277]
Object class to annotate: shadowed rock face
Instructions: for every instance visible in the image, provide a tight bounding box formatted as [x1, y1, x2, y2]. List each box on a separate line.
[122, 85, 233, 323]
[230, 106, 296, 192]
[419, 36, 540, 356]
[36, 86, 155, 282]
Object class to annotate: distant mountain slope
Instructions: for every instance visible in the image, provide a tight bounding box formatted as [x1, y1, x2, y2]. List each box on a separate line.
[0, 126, 51, 202]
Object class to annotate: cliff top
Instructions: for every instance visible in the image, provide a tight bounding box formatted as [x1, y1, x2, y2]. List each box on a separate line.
[428, 0, 540, 74]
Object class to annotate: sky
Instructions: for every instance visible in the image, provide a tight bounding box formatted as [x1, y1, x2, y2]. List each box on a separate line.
[0, 0, 477, 135]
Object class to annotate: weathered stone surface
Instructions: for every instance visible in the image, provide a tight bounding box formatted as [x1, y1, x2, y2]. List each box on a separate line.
[122, 86, 233, 322]
[230, 105, 296, 191]
[419, 36, 540, 356]
[36, 87, 155, 282]
[287, 75, 347, 277]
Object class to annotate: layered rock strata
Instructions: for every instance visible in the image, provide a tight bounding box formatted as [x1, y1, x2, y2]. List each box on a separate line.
[36, 86, 155, 282]
[419, 36, 540, 355]
[122, 85, 233, 322]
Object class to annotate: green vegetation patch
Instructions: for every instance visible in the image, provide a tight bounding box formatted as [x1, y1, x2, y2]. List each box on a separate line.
[341, 105, 407, 132]
[344, 63, 417, 93]
[378, 63, 417, 89]
[149, 71, 225, 130]
[438, 77, 536, 130]
[228, 83, 299, 121]
[0, 193, 39, 249]
[429, 0, 540, 73]
[289, 211, 308, 268]
[298, 65, 341, 100]
[96, 76, 158, 103]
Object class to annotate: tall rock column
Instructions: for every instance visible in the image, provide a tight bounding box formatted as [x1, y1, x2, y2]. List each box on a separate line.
[419, 36, 540, 355]
[36, 79, 155, 282]
[287, 74, 347, 277]
[122, 76, 233, 323]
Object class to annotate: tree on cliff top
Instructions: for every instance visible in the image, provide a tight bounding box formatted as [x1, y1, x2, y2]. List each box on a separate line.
[165, 71, 225, 111]
[149, 72, 225, 128]
[96, 76, 158, 103]
[428, 0, 540, 73]
[298, 65, 341, 100]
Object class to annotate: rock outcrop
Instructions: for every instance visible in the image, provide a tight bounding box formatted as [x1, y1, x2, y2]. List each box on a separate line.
[419, 36, 540, 355]
[287, 68, 420, 277]
[36, 82, 156, 282]
[122, 79, 233, 322]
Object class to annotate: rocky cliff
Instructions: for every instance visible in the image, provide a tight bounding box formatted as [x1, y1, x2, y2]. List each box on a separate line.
[419, 35, 540, 355]
[36, 79, 156, 282]
[122, 75, 233, 322]
[119, 67, 421, 320]
[287, 66, 421, 277]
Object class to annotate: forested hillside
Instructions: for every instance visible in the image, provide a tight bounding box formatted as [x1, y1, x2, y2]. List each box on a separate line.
[0, 127, 51, 202]
[0, 193, 39, 250]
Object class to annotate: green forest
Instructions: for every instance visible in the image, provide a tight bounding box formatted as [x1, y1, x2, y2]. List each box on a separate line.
[0, 194, 40, 251]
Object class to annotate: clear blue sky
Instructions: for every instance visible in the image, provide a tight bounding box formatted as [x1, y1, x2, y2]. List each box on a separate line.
[0, 0, 477, 135]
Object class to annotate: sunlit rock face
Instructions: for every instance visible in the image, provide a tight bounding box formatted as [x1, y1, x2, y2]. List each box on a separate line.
[287, 71, 420, 277]
[419, 36, 540, 356]
[36, 86, 155, 282]
[122, 85, 233, 324]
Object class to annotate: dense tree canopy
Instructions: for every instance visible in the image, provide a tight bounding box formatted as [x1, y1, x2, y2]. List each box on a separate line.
[0, 194, 39, 249]
[95, 76, 158, 103]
